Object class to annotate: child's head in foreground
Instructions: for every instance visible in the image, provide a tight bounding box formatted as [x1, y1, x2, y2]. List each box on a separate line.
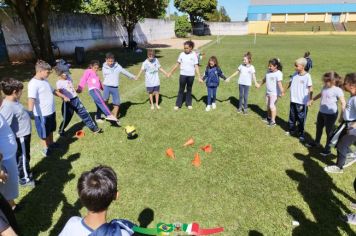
[78, 165, 118, 213]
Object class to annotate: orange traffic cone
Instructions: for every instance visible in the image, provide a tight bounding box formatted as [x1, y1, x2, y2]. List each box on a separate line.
[165, 148, 175, 159]
[183, 138, 195, 147]
[200, 144, 212, 153]
[75, 130, 85, 138]
[192, 153, 201, 167]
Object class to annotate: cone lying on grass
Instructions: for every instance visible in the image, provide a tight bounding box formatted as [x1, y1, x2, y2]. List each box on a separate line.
[183, 138, 195, 147]
[200, 144, 212, 153]
[75, 130, 85, 138]
[165, 148, 175, 159]
[192, 153, 201, 167]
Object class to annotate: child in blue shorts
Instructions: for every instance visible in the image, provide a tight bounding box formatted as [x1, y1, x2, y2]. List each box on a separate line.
[102, 52, 136, 118]
[28, 60, 70, 157]
[136, 49, 168, 110]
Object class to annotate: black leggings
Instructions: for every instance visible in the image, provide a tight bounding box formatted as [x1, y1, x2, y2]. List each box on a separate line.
[175, 75, 195, 107]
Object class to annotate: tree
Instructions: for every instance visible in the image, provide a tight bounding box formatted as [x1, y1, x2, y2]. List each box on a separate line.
[174, 15, 191, 38]
[205, 6, 231, 22]
[80, 0, 112, 15]
[174, 0, 217, 25]
[1, 0, 82, 62]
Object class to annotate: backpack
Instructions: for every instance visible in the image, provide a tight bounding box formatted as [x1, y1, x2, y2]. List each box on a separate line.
[89, 219, 136, 236]
[305, 58, 312, 72]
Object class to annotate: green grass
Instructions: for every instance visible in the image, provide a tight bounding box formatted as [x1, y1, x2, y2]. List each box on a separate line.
[270, 22, 335, 32]
[0, 35, 356, 235]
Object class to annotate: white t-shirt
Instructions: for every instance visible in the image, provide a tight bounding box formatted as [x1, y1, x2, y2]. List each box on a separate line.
[319, 86, 344, 114]
[28, 77, 55, 116]
[141, 58, 161, 87]
[0, 114, 17, 160]
[343, 96, 356, 122]
[290, 73, 313, 105]
[265, 70, 283, 96]
[237, 64, 256, 86]
[56, 77, 77, 100]
[59, 216, 131, 236]
[177, 52, 198, 76]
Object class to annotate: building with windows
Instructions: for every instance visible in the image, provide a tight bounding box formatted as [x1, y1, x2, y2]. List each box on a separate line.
[247, 0, 356, 33]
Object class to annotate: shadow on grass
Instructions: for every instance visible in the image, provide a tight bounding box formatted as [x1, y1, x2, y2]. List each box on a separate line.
[133, 207, 155, 236]
[16, 122, 84, 235]
[286, 153, 355, 235]
[248, 230, 264, 236]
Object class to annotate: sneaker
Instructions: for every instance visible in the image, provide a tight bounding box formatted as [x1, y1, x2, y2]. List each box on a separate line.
[155, 104, 160, 110]
[347, 152, 356, 158]
[19, 179, 35, 188]
[105, 115, 118, 122]
[268, 121, 276, 127]
[324, 165, 343, 174]
[285, 131, 296, 136]
[262, 117, 271, 123]
[205, 105, 211, 112]
[212, 103, 216, 109]
[174, 106, 179, 111]
[243, 110, 248, 115]
[320, 151, 332, 157]
[93, 128, 103, 134]
[187, 106, 193, 110]
[299, 136, 305, 142]
[95, 118, 104, 124]
[343, 157, 356, 168]
[150, 105, 154, 110]
[41, 148, 50, 157]
[343, 213, 356, 225]
[237, 109, 243, 113]
[351, 202, 356, 210]
[305, 142, 321, 148]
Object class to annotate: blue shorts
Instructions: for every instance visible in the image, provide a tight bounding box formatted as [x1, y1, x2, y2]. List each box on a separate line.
[103, 85, 120, 106]
[146, 86, 160, 94]
[34, 112, 56, 139]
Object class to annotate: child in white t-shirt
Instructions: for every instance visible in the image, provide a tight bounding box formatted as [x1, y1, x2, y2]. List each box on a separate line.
[286, 58, 313, 142]
[257, 58, 285, 127]
[226, 52, 258, 114]
[307, 72, 345, 156]
[168, 40, 202, 110]
[28, 60, 70, 157]
[136, 49, 168, 110]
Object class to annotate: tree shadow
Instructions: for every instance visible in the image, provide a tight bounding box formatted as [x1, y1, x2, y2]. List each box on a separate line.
[286, 153, 355, 235]
[194, 95, 226, 106]
[15, 122, 84, 235]
[133, 207, 154, 236]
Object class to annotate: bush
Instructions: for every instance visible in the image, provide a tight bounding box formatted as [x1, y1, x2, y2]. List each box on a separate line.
[175, 15, 192, 38]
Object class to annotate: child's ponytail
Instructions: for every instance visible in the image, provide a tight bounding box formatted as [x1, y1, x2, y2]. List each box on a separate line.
[269, 58, 283, 71]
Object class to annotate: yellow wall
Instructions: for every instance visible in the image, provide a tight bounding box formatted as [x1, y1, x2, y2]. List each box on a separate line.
[306, 14, 325, 22]
[271, 14, 285, 22]
[248, 21, 269, 34]
[348, 13, 356, 21]
[287, 14, 305, 22]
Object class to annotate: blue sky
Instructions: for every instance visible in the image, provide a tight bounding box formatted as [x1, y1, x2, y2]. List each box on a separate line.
[167, 0, 250, 21]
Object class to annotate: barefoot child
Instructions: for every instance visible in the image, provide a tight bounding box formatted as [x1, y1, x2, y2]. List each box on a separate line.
[136, 49, 168, 110]
[257, 58, 285, 126]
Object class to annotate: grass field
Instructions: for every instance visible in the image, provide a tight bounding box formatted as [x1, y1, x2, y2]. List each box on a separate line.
[0, 35, 356, 236]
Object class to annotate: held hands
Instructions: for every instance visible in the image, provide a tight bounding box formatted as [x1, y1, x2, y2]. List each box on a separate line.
[198, 77, 204, 83]
[307, 100, 313, 107]
[63, 96, 70, 102]
[255, 83, 261, 88]
[225, 78, 231, 83]
[280, 91, 285, 97]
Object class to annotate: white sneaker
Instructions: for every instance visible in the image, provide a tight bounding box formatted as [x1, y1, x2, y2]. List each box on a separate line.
[343, 157, 356, 168]
[188, 106, 193, 110]
[212, 103, 216, 109]
[205, 105, 211, 112]
[95, 119, 104, 124]
[174, 106, 179, 111]
[324, 165, 343, 174]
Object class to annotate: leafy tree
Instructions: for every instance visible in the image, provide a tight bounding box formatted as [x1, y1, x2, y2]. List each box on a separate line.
[174, 0, 217, 25]
[205, 6, 231, 22]
[174, 15, 191, 38]
[80, 0, 112, 15]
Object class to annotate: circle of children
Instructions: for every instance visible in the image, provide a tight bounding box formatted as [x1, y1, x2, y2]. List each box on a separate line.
[0, 40, 355, 235]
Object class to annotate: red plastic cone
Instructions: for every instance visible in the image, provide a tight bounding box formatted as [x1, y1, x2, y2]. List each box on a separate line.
[165, 148, 175, 159]
[75, 130, 85, 138]
[192, 153, 201, 167]
[200, 144, 212, 153]
[183, 138, 195, 147]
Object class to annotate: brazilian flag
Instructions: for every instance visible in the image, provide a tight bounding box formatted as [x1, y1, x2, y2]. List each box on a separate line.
[157, 223, 174, 235]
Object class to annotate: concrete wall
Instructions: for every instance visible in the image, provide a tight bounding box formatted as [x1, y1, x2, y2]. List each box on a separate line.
[348, 13, 356, 21]
[0, 10, 174, 61]
[251, 0, 356, 5]
[271, 14, 285, 22]
[248, 21, 269, 34]
[204, 22, 248, 35]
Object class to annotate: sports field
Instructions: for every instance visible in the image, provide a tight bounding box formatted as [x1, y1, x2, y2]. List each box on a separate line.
[1, 35, 356, 235]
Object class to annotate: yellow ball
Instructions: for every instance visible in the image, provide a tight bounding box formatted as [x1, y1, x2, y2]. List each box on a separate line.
[125, 125, 137, 138]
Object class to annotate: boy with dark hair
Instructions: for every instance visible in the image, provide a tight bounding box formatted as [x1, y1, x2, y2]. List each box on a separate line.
[28, 60, 70, 157]
[54, 65, 102, 136]
[0, 78, 34, 187]
[102, 52, 136, 119]
[59, 165, 134, 236]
